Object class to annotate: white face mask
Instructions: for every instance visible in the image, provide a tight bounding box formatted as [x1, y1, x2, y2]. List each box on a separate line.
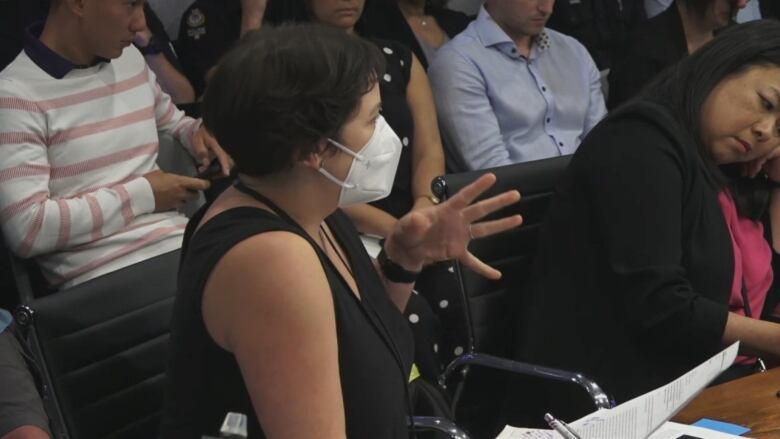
[319, 115, 403, 207]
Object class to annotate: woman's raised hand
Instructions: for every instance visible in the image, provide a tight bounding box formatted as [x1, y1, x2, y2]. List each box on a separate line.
[383, 173, 523, 279]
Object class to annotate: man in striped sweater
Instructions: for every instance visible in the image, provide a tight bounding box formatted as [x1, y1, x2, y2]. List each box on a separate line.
[0, 0, 232, 290]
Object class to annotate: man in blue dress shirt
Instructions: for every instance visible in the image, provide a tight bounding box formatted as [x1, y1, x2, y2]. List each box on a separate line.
[428, 0, 607, 171]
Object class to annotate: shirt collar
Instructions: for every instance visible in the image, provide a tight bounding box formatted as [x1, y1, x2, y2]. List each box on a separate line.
[474, 6, 551, 58]
[23, 22, 110, 79]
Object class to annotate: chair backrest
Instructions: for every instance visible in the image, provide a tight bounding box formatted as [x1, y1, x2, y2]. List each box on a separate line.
[13, 251, 179, 439]
[431, 156, 571, 436]
[432, 156, 571, 356]
[0, 131, 193, 438]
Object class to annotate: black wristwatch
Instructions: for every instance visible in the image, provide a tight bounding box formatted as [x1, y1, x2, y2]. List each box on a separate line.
[135, 36, 164, 56]
[377, 247, 421, 284]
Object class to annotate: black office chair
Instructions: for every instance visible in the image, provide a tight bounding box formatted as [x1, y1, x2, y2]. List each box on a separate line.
[0, 133, 206, 438]
[430, 156, 613, 437]
[9, 248, 180, 439]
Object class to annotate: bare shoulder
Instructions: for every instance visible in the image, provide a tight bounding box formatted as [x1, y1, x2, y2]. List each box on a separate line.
[202, 230, 333, 350]
[218, 230, 321, 276]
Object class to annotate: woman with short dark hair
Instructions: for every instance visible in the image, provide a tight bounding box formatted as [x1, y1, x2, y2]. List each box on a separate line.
[160, 24, 522, 438]
[285, 0, 447, 238]
[508, 19, 780, 425]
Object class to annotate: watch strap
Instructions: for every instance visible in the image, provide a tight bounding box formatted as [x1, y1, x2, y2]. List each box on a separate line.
[377, 247, 421, 283]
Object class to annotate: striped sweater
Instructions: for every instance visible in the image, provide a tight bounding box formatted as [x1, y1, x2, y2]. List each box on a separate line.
[0, 46, 199, 288]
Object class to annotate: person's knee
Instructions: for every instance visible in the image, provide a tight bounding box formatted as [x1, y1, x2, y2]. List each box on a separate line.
[1, 425, 50, 439]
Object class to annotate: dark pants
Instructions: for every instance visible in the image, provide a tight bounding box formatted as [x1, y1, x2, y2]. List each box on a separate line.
[0, 324, 50, 436]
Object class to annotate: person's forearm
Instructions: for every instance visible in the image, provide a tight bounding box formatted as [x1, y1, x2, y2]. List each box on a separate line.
[144, 54, 195, 104]
[3, 177, 154, 257]
[239, 0, 266, 35]
[406, 55, 446, 202]
[723, 311, 780, 359]
[240, 12, 264, 36]
[411, 152, 445, 207]
[374, 234, 425, 312]
[373, 258, 415, 312]
[341, 204, 398, 237]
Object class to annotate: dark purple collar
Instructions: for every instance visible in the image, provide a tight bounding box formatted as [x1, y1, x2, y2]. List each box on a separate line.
[24, 22, 110, 79]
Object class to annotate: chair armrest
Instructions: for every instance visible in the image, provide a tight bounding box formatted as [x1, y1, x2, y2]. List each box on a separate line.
[438, 352, 613, 410]
[409, 416, 471, 439]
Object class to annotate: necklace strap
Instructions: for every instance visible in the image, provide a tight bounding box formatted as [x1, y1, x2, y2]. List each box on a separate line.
[234, 180, 301, 229]
[235, 180, 353, 276]
[320, 225, 354, 277]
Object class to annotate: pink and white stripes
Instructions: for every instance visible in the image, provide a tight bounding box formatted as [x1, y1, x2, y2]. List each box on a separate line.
[0, 45, 196, 287]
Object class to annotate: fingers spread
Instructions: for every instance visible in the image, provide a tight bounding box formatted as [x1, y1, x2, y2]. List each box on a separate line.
[462, 189, 521, 223]
[447, 173, 496, 209]
[459, 251, 501, 280]
[469, 215, 523, 240]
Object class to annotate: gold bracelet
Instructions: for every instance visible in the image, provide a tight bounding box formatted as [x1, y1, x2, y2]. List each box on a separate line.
[416, 194, 440, 205]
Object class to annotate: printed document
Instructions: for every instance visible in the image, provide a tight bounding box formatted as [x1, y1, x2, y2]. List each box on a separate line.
[496, 342, 740, 439]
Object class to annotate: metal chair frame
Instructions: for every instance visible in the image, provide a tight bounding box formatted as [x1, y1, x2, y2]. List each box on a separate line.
[428, 159, 615, 430]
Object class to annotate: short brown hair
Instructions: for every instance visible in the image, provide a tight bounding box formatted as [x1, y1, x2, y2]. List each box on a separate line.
[202, 24, 385, 177]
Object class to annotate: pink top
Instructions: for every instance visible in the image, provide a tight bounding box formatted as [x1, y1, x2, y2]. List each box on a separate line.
[718, 190, 774, 364]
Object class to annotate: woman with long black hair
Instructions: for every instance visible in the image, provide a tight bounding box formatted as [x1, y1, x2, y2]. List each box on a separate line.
[508, 19, 780, 425]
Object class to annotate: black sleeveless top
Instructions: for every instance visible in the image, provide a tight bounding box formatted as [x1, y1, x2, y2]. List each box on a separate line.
[160, 199, 415, 438]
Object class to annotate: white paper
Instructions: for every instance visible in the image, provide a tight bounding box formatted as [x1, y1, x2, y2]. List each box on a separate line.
[495, 427, 559, 439]
[496, 421, 749, 439]
[496, 342, 740, 439]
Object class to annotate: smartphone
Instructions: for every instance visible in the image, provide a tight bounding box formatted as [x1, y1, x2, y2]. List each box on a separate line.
[196, 159, 228, 180]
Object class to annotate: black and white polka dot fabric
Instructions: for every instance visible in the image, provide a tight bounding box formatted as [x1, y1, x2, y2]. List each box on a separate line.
[403, 261, 470, 380]
[366, 38, 415, 220]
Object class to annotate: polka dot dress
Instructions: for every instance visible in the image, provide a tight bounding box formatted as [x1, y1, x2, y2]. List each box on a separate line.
[366, 38, 415, 219]
[403, 260, 469, 380]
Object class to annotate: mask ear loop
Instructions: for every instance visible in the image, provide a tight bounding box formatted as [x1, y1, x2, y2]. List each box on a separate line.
[318, 163, 357, 189]
[328, 138, 367, 162]
[318, 139, 363, 189]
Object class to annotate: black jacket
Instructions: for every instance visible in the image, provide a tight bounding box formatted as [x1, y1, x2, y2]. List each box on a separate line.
[607, 2, 687, 108]
[174, 0, 307, 96]
[506, 101, 780, 425]
[547, 0, 646, 70]
[761, 0, 780, 19]
[0, 0, 47, 71]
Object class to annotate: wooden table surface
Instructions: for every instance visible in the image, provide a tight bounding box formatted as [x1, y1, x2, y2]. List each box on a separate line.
[674, 367, 780, 438]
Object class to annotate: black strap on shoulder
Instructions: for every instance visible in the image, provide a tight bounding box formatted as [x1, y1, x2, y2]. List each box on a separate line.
[233, 180, 306, 231]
